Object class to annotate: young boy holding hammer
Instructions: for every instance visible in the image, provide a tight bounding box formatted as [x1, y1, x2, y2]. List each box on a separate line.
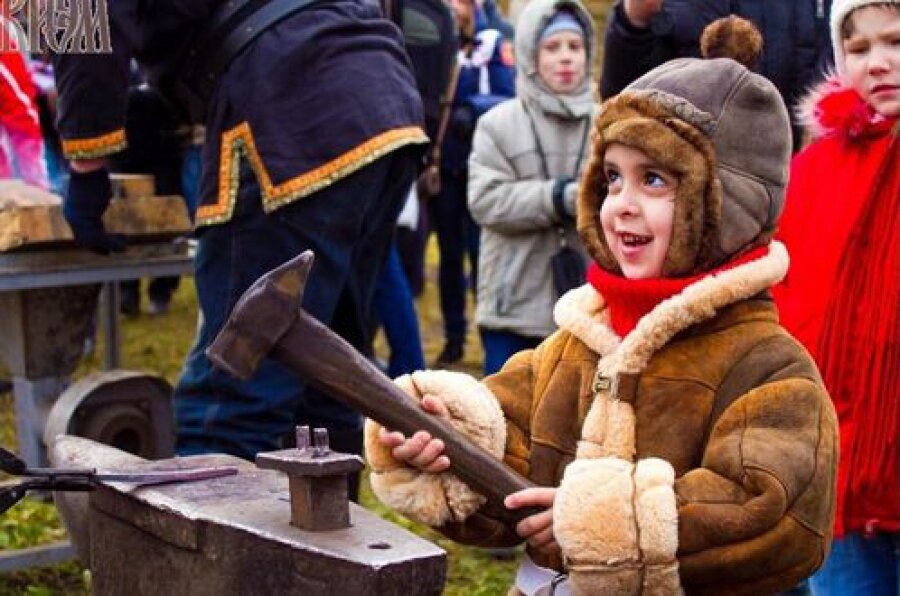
[366, 22, 838, 595]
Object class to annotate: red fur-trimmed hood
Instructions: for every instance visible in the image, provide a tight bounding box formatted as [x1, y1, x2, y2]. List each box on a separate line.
[798, 76, 895, 140]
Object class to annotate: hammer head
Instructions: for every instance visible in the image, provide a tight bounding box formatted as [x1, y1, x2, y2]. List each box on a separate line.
[206, 251, 314, 380]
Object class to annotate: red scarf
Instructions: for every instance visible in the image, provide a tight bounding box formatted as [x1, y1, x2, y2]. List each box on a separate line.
[587, 246, 769, 337]
[775, 82, 899, 535]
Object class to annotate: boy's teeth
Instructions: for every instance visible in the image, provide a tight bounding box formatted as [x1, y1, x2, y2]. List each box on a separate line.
[622, 233, 651, 246]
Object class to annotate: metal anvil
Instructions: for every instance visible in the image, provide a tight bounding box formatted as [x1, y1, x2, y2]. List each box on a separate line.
[50, 435, 446, 595]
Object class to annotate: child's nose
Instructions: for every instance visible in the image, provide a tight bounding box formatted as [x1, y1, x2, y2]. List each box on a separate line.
[868, 47, 891, 74]
[613, 192, 640, 216]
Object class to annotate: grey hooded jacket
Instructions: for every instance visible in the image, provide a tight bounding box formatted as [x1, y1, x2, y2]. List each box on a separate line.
[468, 0, 595, 338]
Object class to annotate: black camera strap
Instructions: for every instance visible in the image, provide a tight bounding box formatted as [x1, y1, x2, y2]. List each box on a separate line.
[167, 0, 322, 122]
[195, 0, 323, 100]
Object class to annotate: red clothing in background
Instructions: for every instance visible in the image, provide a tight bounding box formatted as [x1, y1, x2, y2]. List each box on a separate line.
[775, 79, 898, 538]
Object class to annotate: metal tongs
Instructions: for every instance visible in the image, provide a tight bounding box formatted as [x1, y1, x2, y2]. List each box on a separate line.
[0, 445, 238, 514]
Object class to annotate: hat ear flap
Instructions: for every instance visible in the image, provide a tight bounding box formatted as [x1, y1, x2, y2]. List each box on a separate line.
[577, 121, 621, 275]
[653, 116, 721, 276]
[694, 174, 724, 273]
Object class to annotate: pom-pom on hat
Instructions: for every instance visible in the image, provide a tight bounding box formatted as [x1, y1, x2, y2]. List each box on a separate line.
[700, 15, 763, 69]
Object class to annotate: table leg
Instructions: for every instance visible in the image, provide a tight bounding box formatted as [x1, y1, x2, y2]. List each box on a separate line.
[101, 282, 120, 370]
[12, 376, 68, 467]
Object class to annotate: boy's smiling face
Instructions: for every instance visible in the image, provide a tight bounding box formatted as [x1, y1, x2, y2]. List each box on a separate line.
[600, 143, 678, 279]
[842, 6, 900, 118]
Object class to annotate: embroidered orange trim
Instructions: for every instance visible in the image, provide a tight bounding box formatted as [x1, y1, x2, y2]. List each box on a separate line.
[61, 129, 127, 159]
[197, 122, 428, 226]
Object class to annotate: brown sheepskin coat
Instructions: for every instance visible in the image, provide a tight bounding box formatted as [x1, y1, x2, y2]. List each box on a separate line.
[439, 244, 837, 595]
[366, 243, 837, 595]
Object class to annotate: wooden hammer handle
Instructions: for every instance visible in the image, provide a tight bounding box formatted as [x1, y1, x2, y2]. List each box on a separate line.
[273, 310, 541, 525]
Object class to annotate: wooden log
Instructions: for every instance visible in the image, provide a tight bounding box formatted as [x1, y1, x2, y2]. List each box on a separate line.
[0, 180, 191, 252]
[110, 173, 155, 199]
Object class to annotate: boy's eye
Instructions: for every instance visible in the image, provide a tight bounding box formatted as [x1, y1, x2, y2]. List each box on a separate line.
[645, 172, 667, 187]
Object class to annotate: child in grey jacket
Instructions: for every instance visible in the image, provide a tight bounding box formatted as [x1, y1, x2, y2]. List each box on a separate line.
[468, 0, 595, 375]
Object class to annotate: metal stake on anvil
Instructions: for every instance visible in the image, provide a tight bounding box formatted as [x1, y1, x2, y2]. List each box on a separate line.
[256, 425, 363, 531]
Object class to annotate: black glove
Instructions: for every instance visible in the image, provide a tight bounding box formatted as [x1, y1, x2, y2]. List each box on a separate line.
[552, 176, 575, 222]
[63, 168, 126, 255]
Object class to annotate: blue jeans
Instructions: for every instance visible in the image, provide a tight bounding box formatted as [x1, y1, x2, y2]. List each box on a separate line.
[428, 168, 479, 345]
[180, 144, 203, 221]
[174, 149, 416, 460]
[45, 142, 69, 196]
[810, 532, 899, 596]
[374, 242, 425, 378]
[479, 328, 542, 376]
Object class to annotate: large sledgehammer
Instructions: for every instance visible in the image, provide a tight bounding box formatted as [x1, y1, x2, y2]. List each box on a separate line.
[206, 251, 539, 524]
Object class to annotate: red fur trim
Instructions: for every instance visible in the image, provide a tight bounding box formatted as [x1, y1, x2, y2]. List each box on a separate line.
[800, 77, 894, 140]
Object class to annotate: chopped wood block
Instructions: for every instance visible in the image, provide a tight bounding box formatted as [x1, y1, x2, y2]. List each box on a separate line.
[110, 174, 155, 199]
[0, 180, 192, 251]
[104, 195, 191, 236]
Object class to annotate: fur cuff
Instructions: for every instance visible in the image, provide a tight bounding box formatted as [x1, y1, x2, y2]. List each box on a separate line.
[554, 457, 682, 595]
[635, 458, 682, 595]
[364, 370, 506, 527]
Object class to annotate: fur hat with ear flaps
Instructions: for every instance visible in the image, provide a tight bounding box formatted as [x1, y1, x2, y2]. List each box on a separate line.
[578, 18, 792, 277]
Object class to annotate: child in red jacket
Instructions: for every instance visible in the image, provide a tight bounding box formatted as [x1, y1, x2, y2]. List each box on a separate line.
[0, 34, 48, 188]
[774, 0, 899, 593]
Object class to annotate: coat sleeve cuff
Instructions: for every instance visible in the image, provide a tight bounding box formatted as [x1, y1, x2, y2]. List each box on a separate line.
[364, 370, 507, 527]
[61, 129, 127, 160]
[554, 456, 682, 595]
[635, 458, 681, 593]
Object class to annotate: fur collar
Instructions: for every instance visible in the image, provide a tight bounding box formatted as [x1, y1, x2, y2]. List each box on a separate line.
[555, 242, 788, 461]
[797, 75, 893, 141]
[554, 242, 789, 375]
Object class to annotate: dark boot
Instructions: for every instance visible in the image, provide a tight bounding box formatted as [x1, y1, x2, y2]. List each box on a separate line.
[433, 339, 464, 367]
[119, 280, 140, 316]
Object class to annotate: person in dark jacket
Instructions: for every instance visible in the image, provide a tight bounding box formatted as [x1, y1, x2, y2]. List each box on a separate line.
[53, 0, 426, 482]
[110, 81, 187, 316]
[601, 0, 834, 149]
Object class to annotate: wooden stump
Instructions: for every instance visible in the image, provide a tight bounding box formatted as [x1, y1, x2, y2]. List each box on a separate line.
[0, 179, 192, 252]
